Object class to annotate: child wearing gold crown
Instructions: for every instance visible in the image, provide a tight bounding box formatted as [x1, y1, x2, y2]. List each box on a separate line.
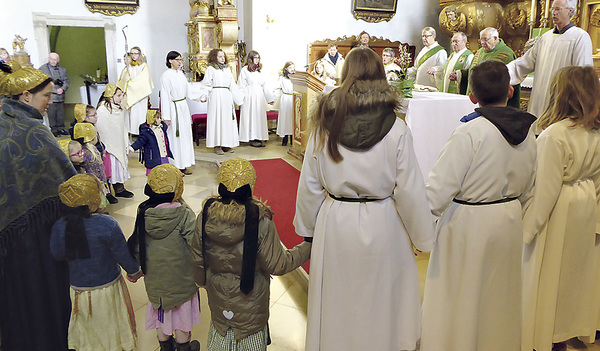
[73, 122, 112, 206]
[191, 158, 311, 350]
[96, 84, 134, 199]
[128, 164, 200, 351]
[129, 109, 173, 176]
[50, 173, 143, 351]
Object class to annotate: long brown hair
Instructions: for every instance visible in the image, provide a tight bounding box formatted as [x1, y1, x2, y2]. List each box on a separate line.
[207, 48, 228, 65]
[246, 50, 262, 72]
[312, 47, 387, 163]
[538, 66, 600, 131]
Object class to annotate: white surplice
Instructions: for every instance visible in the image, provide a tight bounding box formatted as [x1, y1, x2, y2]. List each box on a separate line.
[507, 26, 593, 119]
[521, 120, 600, 351]
[201, 66, 243, 148]
[422, 117, 536, 351]
[294, 119, 435, 351]
[95, 102, 130, 184]
[407, 42, 447, 88]
[237, 66, 270, 142]
[160, 68, 195, 170]
[274, 76, 293, 137]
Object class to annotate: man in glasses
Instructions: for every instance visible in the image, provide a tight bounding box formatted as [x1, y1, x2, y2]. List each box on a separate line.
[463, 27, 521, 108]
[507, 0, 593, 122]
[440, 32, 473, 94]
[407, 27, 447, 88]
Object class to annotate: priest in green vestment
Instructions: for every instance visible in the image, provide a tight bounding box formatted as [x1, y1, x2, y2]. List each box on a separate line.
[440, 32, 473, 94]
[462, 27, 521, 108]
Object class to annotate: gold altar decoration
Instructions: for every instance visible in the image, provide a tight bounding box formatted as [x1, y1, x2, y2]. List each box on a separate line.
[437, 0, 593, 56]
[10, 35, 33, 68]
[85, 0, 139, 16]
[186, 0, 239, 81]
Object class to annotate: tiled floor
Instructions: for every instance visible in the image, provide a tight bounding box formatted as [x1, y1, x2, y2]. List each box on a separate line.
[69, 133, 600, 351]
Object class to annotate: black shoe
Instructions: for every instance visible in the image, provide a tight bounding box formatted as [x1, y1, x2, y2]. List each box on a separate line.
[159, 336, 176, 351]
[282, 135, 288, 146]
[115, 189, 134, 198]
[176, 340, 200, 351]
[59, 129, 69, 135]
[52, 131, 61, 137]
[106, 193, 119, 204]
[250, 140, 261, 147]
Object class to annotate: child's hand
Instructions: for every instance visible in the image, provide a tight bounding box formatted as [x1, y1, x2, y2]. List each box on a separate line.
[127, 146, 134, 154]
[200, 95, 207, 103]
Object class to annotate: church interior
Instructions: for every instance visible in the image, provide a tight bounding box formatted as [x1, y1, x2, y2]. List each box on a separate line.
[2, 0, 600, 350]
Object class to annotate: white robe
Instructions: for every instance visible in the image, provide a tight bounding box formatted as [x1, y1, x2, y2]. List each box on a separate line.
[294, 119, 436, 351]
[407, 43, 447, 88]
[200, 66, 243, 148]
[422, 117, 536, 351]
[160, 69, 195, 170]
[237, 66, 270, 142]
[507, 26, 593, 119]
[521, 120, 600, 351]
[274, 76, 293, 137]
[95, 102, 130, 184]
[120, 63, 153, 135]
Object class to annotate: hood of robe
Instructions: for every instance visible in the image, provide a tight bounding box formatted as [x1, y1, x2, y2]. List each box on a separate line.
[476, 106, 536, 145]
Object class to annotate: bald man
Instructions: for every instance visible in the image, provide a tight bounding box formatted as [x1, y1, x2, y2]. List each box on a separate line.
[40, 52, 69, 136]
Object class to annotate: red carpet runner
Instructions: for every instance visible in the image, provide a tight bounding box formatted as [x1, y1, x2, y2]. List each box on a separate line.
[250, 159, 310, 273]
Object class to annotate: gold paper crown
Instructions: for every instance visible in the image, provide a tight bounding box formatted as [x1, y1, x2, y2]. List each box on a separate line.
[146, 110, 159, 125]
[73, 122, 96, 144]
[148, 164, 184, 200]
[74, 104, 88, 123]
[0, 60, 50, 96]
[58, 174, 103, 213]
[103, 84, 118, 98]
[57, 139, 71, 157]
[218, 158, 256, 192]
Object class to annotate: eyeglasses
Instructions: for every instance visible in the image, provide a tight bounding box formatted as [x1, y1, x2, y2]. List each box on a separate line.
[382, 53, 392, 57]
[422, 34, 433, 38]
[173, 58, 183, 61]
[478, 37, 494, 44]
[70, 149, 84, 157]
[551, 7, 566, 12]
[86, 114, 97, 118]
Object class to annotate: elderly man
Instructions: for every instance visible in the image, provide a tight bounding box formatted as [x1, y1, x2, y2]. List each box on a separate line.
[507, 0, 593, 119]
[39, 52, 69, 136]
[321, 43, 345, 81]
[440, 32, 473, 94]
[408, 27, 447, 88]
[463, 27, 520, 108]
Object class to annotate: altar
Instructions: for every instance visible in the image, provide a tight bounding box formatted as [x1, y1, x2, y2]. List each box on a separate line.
[404, 91, 477, 182]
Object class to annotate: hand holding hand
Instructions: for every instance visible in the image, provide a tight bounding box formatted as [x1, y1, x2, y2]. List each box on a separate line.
[426, 67, 436, 75]
[127, 270, 143, 283]
[127, 146, 134, 154]
[165, 120, 171, 126]
[449, 71, 458, 81]
[200, 95, 207, 103]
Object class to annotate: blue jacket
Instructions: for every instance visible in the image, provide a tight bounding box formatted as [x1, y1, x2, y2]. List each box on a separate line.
[130, 122, 173, 169]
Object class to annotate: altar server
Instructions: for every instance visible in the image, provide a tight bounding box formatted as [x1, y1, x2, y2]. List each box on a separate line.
[421, 60, 537, 351]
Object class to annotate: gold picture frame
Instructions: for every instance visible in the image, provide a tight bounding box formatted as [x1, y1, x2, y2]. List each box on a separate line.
[352, 0, 398, 23]
[85, 0, 139, 16]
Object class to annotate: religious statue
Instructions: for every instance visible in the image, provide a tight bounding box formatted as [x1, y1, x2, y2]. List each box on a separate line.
[189, 0, 211, 18]
[12, 35, 27, 53]
[507, 6, 528, 30]
[441, 6, 466, 34]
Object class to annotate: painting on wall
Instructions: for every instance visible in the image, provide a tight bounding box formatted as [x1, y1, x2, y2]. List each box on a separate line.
[352, 0, 398, 23]
[85, 0, 139, 16]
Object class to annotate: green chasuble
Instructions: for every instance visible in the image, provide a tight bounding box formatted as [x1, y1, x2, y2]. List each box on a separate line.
[463, 39, 521, 108]
[440, 49, 473, 94]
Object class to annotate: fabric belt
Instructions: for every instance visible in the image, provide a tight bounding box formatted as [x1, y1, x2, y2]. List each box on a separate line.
[213, 86, 229, 89]
[172, 97, 186, 137]
[328, 193, 384, 202]
[283, 92, 293, 95]
[452, 197, 518, 206]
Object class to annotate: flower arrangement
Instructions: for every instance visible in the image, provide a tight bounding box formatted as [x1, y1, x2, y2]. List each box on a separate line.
[387, 45, 414, 98]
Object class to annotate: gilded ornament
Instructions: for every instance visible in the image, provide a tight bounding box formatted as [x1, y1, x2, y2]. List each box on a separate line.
[148, 164, 184, 200]
[0, 60, 49, 96]
[441, 6, 467, 33]
[59, 173, 103, 213]
[218, 158, 257, 193]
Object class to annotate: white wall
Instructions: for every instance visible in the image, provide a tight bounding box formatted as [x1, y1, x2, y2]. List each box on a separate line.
[1, 0, 190, 106]
[242, 0, 442, 78]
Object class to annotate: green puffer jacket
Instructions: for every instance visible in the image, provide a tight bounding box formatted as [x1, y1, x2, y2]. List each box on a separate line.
[191, 199, 311, 341]
[140, 203, 198, 311]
